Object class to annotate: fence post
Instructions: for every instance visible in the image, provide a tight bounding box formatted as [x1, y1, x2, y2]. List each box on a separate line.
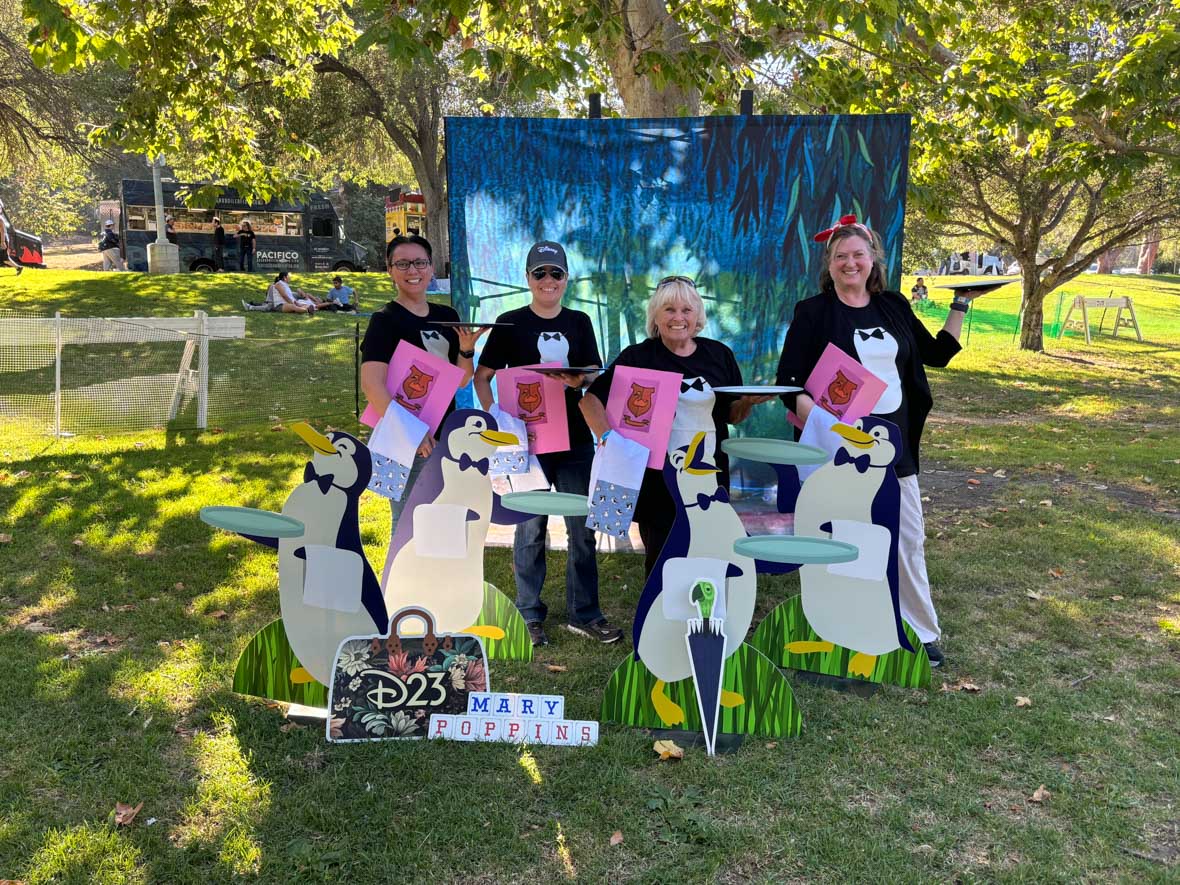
[354, 321, 360, 420]
[196, 309, 209, 429]
[54, 310, 62, 437]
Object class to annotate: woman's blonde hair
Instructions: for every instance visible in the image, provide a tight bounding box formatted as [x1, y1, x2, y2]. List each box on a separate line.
[646, 276, 707, 339]
[818, 226, 888, 295]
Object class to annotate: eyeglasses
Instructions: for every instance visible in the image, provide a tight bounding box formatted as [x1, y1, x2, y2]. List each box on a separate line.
[391, 258, 431, 271]
[658, 275, 696, 287]
[530, 267, 566, 281]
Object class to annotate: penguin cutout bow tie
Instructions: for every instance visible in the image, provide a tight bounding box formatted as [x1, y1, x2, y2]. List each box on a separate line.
[304, 462, 335, 493]
[422, 330, 442, 341]
[688, 487, 730, 510]
[681, 378, 706, 393]
[834, 448, 872, 473]
[541, 332, 562, 341]
[856, 328, 885, 341]
[457, 453, 490, 475]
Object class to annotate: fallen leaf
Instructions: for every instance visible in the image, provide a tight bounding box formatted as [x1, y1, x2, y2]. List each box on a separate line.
[973, 467, 988, 474]
[1026, 590, 1043, 600]
[941, 679, 982, 693]
[115, 604, 136, 612]
[1101, 714, 1117, 722]
[1015, 696, 1032, 707]
[0, 534, 11, 543]
[765, 742, 778, 749]
[14, 469, 31, 478]
[114, 801, 143, 826]
[967, 478, 981, 486]
[993, 469, 1007, 478]
[653, 739, 684, 761]
[174, 582, 185, 591]
[23, 621, 51, 633]
[609, 830, 624, 847]
[270, 424, 285, 431]
[1028, 785, 1051, 804]
[72, 538, 84, 546]
[1110, 595, 1124, 601]
[279, 721, 305, 733]
[1039, 499, 1053, 507]
[209, 610, 229, 620]
[1048, 569, 1064, 579]
[134, 441, 145, 448]
[545, 664, 568, 673]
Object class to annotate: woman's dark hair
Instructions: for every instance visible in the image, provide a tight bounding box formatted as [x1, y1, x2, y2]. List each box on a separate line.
[274, 270, 289, 282]
[386, 234, 432, 265]
[818, 225, 888, 296]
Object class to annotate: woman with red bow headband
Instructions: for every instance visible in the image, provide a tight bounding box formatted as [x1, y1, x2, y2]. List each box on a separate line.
[775, 214, 986, 668]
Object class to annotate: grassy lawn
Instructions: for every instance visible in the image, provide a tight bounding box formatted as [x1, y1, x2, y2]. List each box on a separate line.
[0, 270, 1177, 882]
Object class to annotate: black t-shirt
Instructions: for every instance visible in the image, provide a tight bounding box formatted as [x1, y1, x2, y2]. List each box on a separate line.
[237, 230, 255, 252]
[832, 298, 916, 476]
[213, 226, 226, 245]
[361, 300, 462, 433]
[478, 305, 602, 448]
[588, 336, 743, 503]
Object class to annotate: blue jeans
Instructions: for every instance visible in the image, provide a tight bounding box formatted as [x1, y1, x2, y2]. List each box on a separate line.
[239, 250, 254, 272]
[513, 446, 602, 626]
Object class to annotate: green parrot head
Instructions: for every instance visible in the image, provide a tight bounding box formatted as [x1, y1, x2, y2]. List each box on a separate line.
[690, 580, 716, 620]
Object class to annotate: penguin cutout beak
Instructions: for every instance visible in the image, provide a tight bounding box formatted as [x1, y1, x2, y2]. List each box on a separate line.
[292, 422, 337, 455]
[684, 432, 720, 475]
[478, 429, 519, 447]
[832, 422, 875, 450]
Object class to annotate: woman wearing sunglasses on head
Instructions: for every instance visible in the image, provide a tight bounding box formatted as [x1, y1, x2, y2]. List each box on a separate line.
[581, 276, 771, 576]
[360, 235, 488, 536]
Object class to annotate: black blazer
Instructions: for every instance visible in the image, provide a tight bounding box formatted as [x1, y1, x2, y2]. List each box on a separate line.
[775, 289, 961, 473]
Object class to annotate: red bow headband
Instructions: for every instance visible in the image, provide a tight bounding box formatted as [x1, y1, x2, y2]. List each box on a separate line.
[814, 214, 873, 243]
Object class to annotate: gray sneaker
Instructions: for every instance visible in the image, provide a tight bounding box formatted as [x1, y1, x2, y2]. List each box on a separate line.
[566, 619, 623, 644]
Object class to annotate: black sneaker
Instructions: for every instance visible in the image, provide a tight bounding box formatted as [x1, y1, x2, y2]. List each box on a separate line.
[924, 642, 945, 668]
[526, 621, 549, 647]
[567, 619, 623, 644]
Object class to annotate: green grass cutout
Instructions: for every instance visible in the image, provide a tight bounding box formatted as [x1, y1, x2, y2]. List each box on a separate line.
[749, 595, 931, 688]
[232, 618, 328, 707]
[477, 581, 533, 661]
[601, 643, 802, 739]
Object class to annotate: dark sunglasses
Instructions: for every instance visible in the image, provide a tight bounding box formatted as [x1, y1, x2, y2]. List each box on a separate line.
[658, 274, 696, 287]
[530, 267, 566, 281]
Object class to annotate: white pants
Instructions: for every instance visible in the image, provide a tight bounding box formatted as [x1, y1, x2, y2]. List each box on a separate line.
[101, 248, 125, 271]
[897, 475, 941, 643]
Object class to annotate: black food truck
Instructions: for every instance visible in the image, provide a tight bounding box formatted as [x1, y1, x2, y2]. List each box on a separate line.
[120, 179, 367, 273]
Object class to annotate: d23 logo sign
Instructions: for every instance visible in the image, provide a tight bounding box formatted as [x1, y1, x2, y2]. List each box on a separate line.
[326, 607, 488, 742]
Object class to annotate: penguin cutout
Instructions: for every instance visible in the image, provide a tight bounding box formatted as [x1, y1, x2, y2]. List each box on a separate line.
[381, 409, 533, 644]
[851, 326, 903, 413]
[419, 328, 451, 360]
[748, 415, 930, 686]
[668, 377, 717, 459]
[601, 432, 802, 746]
[233, 424, 388, 693]
[536, 330, 569, 365]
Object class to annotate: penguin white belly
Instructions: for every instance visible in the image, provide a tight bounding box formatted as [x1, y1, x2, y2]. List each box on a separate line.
[637, 507, 754, 683]
[278, 483, 379, 685]
[794, 462, 899, 655]
[383, 463, 493, 634]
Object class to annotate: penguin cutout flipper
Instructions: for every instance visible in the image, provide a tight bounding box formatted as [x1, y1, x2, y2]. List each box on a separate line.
[771, 462, 802, 518]
[871, 466, 914, 654]
[631, 456, 692, 658]
[237, 532, 278, 550]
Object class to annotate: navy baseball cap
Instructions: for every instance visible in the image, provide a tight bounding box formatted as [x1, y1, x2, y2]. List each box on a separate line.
[525, 241, 568, 273]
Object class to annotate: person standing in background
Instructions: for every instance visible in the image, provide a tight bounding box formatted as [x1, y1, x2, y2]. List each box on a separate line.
[99, 220, 125, 271]
[212, 217, 226, 271]
[237, 221, 256, 272]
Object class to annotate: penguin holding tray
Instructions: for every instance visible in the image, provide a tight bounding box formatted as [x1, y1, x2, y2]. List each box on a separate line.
[200, 423, 390, 704]
[749, 415, 932, 687]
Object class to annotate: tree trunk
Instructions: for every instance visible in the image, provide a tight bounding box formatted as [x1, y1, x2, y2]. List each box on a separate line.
[1018, 264, 1046, 351]
[1096, 247, 1119, 273]
[601, 0, 701, 116]
[1138, 229, 1160, 274]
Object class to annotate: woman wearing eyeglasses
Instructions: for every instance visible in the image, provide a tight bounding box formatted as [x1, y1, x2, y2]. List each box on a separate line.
[360, 235, 487, 533]
[582, 276, 769, 576]
[474, 241, 620, 647]
[775, 215, 982, 668]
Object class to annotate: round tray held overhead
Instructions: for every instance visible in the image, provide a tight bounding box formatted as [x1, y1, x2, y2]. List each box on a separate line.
[199, 506, 305, 538]
[500, 491, 589, 517]
[734, 535, 859, 565]
[722, 437, 829, 466]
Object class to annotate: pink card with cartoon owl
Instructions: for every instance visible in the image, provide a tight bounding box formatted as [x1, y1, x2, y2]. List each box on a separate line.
[360, 339, 465, 435]
[495, 363, 569, 455]
[605, 366, 683, 469]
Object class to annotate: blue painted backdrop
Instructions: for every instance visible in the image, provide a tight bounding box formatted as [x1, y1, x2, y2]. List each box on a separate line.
[445, 113, 910, 490]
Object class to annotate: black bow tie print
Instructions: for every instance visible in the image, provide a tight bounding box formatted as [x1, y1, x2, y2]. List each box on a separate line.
[688, 487, 730, 511]
[541, 332, 563, 341]
[681, 378, 706, 393]
[834, 448, 872, 473]
[422, 330, 442, 341]
[857, 328, 885, 341]
[457, 453, 490, 475]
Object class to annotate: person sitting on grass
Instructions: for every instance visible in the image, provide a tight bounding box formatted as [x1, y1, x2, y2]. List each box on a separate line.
[242, 271, 333, 314]
[324, 275, 357, 311]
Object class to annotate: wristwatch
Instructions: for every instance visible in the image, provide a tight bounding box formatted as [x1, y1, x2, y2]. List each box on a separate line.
[458, 348, 475, 359]
[949, 295, 970, 313]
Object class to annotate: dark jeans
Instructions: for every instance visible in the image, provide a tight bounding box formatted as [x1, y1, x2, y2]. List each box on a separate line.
[239, 250, 254, 272]
[213, 244, 224, 270]
[513, 446, 602, 626]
